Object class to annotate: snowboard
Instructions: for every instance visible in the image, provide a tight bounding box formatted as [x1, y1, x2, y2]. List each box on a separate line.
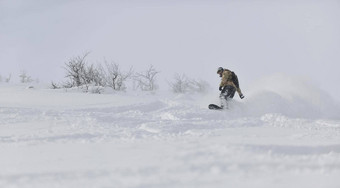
[208, 104, 223, 110]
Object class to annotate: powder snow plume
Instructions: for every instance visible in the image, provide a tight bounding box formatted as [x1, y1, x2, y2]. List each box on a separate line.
[225, 73, 340, 119]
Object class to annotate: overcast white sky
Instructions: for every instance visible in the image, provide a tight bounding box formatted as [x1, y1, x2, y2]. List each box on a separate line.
[1, 0, 339, 99]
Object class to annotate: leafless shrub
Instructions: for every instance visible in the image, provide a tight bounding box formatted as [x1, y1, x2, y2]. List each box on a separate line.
[63, 52, 108, 92]
[57, 53, 134, 93]
[169, 73, 190, 93]
[19, 71, 33, 83]
[188, 79, 210, 93]
[64, 52, 90, 87]
[5, 74, 12, 83]
[62, 81, 75, 89]
[51, 82, 61, 89]
[80, 64, 100, 92]
[90, 86, 104, 94]
[134, 65, 159, 91]
[99, 61, 133, 91]
[87, 64, 104, 86]
[169, 73, 210, 94]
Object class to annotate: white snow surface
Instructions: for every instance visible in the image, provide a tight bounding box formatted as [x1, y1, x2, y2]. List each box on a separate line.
[1, 78, 340, 188]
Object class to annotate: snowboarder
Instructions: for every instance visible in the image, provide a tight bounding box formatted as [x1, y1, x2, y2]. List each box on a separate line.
[208, 67, 245, 110]
[217, 67, 244, 107]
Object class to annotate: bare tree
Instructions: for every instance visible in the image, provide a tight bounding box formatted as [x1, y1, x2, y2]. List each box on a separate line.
[80, 64, 101, 92]
[134, 65, 159, 91]
[100, 61, 133, 91]
[188, 79, 210, 93]
[61, 53, 134, 92]
[169, 73, 190, 93]
[51, 82, 60, 89]
[63, 52, 106, 92]
[90, 86, 104, 94]
[86, 64, 104, 86]
[19, 71, 33, 83]
[5, 74, 12, 83]
[64, 52, 90, 87]
[169, 73, 210, 93]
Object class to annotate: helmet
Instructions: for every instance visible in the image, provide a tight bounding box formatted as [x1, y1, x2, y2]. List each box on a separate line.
[217, 67, 224, 74]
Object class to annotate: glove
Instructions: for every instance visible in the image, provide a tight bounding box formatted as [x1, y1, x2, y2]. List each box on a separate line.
[239, 94, 244, 99]
[219, 86, 223, 91]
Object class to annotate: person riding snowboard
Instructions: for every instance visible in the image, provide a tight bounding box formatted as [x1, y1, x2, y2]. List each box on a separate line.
[217, 67, 244, 103]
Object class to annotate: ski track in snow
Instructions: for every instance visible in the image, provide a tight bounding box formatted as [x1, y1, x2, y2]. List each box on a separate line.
[0, 84, 340, 188]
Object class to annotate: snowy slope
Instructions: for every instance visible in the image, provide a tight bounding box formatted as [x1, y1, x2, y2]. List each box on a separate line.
[0, 77, 340, 188]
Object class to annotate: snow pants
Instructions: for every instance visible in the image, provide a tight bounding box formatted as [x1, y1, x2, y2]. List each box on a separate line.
[220, 85, 236, 100]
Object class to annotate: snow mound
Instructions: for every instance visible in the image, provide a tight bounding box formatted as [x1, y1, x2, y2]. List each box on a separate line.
[0, 83, 340, 188]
